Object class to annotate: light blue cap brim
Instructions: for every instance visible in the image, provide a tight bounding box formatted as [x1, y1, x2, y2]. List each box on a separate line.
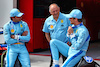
[66, 14, 73, 18]
[16, 13, 24, 17]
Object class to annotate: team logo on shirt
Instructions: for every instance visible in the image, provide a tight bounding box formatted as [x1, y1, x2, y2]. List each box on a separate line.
[11, 29, 14, 33]
[17, 10, 20, 12]
[76, 29, 78, 33]
[50, 25, 53, 29]
[20, 24, 23, 27]
[61, 19, 63, 23]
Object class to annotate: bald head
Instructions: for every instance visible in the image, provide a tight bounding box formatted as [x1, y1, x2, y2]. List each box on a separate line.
[49, 3, 60, 20]
[49, 3, 60, 12]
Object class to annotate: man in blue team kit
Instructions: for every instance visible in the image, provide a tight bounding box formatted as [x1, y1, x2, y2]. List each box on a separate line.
[3, 8, 30, 67]
[50, 9, 90, 67]
[42, 3, 71, 67]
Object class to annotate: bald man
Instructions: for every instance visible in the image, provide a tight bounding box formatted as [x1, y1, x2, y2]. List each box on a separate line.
[42, 3, 71, 67]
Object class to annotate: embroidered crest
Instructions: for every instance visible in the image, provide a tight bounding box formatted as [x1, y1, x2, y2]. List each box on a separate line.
[61, 19, 63, 23]
[76, 29, 78, 33]
[17, 10, 20, 12]
[50, 25, 53, 29]
[20, 24, 23, 27]
[11, 29, 14, 33]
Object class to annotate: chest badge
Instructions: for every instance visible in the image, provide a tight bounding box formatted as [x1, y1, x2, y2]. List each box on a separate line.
[20, 24, 23, 28]
[11, 29, 14, 33]
[61, 19, 63, 23]
[50, 25, 53, 29]
[76, 29, 78, 33]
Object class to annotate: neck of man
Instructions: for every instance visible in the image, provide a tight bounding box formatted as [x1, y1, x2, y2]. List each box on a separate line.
[13, 19, 20, 23]
[54, 17, 58, 21]
[53, 13, 59, 22]
[74, 21, 81, 26]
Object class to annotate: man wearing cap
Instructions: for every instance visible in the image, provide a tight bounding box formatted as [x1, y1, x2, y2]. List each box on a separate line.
[42, 3, 71, 67]
[50, 9, 90, 67]
[3, 8, 30, 67]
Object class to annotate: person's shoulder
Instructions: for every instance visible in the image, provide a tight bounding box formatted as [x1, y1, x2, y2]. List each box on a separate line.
[45, 15, 52, 22]
[20, 20, 27, 24]
[78, 25, 88, 33]
[46, 15, 52, 20]
[20, 21, 28, 26]
[4, 21, 11, 27]
[60, 13, 69, 19]
[21, 20, 26, 23]
[60, 12, 65, 16]
[82, 25, 88, 31]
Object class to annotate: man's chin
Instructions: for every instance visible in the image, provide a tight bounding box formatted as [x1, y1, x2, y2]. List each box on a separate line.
[71, 23, 73, 24]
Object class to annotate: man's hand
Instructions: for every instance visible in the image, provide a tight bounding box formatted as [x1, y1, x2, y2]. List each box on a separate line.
[10, 31, 28, 39]
[45, 33, 51, 43]
[67, 26, 73, 35]
[11, 35, 15, 39]
[22, 31, 28, 36]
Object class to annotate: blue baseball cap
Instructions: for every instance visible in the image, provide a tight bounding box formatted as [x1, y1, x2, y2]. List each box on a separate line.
[67, 9, 82, 19]
[10, 8, 24, 17]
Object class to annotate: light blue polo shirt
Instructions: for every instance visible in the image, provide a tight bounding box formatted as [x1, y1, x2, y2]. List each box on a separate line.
[42, 12, 71, 42]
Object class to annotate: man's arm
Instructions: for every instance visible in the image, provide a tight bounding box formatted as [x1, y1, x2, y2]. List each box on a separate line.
[18, 23, 30, 42]
[10, 31, 28, 38]
[45, 33, 51, 43]
[11, 22, 30, 42]
[3, 24, 18, 44]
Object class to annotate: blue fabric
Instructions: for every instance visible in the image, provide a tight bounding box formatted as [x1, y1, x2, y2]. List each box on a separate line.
[86, 35, 90, 42]
[6, 45, 30, 67]
[3, 20, 30, 44]
[0, 31, 3, 34]
[0, 44, 7, 47]
[62, 50, 83, 67]
[42, 12, 71, 42]
[50, 22, 90, 67]
[50, 39, 69, 60]
[3, 20, 30, 67]
[54, 64, 60, 67]
[13, 21, 19, 24]
[70, 23, 90, 51]
[72, 22, 83, 29]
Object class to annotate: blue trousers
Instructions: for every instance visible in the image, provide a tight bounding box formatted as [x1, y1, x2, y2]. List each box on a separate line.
[6, 44, 30, 67]
[50, 39, 86, 67]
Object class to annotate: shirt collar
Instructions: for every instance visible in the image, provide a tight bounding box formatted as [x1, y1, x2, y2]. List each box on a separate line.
[51, 12, 62, 21]
[72, 22, 83, 28]
[11, 20, 19, 24]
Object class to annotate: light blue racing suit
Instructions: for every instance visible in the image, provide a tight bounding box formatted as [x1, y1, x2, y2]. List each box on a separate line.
[50, 22, 90, 67]
[3, 20, 30, 67]
[42, 12, 71, 43]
